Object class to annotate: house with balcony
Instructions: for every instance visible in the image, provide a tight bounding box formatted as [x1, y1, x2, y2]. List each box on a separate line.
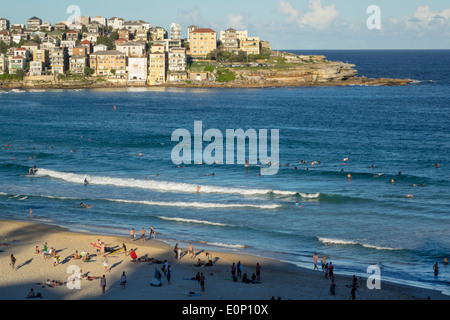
[41, 36, 60, 50]
[27, 17, 42, 31]
[89, 50, 127, 78]
[240, 37, 260, 55]
[33, 49, 49, 68]
[116, 41, 146, 57]
[148, 48, 166, 85]
[0, 31, 11, 44]
[8, 55, 27, 74]
[221, 28, 239, 52]
[69, 55, 88, 74]
[188, 28, 217, 57]
[50, 47, 68, 75]
[29, 61, 44, 76]
[0, 18, 10, 31]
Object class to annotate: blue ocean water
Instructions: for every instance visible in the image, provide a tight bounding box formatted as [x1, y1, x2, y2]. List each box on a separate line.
[1, 50, 449, 295]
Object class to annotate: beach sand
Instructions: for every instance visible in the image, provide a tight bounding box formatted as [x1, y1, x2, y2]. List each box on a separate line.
[0, 218, 448, 301]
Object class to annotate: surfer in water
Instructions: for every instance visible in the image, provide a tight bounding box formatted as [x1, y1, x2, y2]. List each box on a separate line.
[197, 186, 201, 193]
[27, 166, 37, 175]
[84, 178, 89, 185]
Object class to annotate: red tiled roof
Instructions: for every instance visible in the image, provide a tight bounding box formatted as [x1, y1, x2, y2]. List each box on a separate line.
[191, 28, 216, 34]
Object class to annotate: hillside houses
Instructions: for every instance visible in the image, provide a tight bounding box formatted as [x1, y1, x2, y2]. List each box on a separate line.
[0, 15, 271, 84]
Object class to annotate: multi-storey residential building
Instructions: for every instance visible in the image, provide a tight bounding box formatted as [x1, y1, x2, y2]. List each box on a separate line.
[40, 21, 53, 32]
[116, 41, 146, 57]
[27, 17, 42, 31]
[219, 30, 248, 42]
[50, 47, 68, 75]
[61, 40, 77, 56]
[0, 54, 8, 74]
[79, 40, 93, 54]
[74, 16, 91, 26]
[168, 47, 186, 72]
[188, 28, 217, 57]
[240, 37, 260, 55]
[148, 45, 166, 85]
[127, 57, 147, 81]
[22, 41, 39, 54]
[14, 47, 30, 60]
[221, 28, 239, 52]
[33, 49, 49, 67]
[66, 30, 80, 41]
[108, 17, 124, 30]
[89, 50, 127, 77]
[187, 25, 198, 42]
[8, 55, 27, 74]
[90, 16, 107, 27]
[69, 55, 88, 74]
[170, 23, 182, 41]
[54, 22, 67, 30]
[41, 36, 60, 50]
[0, 18, 10, 31]
[135, 30, 149, 42]
[0, 31, 11, 44]
[29, 61, 44, 76]
[118, 29, 131, 41]
[150, 26, 167, 41]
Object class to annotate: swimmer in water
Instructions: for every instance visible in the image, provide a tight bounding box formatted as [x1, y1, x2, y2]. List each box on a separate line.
[84, 178, 89, 185]
[435, 163, 439, 168]
[406, 194, 414, 198]
[413, 184, 425, 187]
[197, 186, 201, 192]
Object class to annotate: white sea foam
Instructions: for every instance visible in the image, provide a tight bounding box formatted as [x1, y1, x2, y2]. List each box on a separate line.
[107, 198, 280, 210]
[35, 168, 298, 197]
[317, 237, 402, 251]
[158, 216, 229, 227]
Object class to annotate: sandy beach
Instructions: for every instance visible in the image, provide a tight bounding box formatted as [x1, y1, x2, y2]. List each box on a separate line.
[0, 218, 448, 301]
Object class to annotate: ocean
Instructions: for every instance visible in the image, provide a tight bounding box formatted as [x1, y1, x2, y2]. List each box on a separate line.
[1, 50, 449, 295]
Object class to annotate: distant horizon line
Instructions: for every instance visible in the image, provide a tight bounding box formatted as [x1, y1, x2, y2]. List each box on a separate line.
[283, 48, 450, 51]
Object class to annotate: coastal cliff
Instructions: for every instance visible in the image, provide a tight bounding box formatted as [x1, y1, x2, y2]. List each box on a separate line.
[0, 51, 413, 90]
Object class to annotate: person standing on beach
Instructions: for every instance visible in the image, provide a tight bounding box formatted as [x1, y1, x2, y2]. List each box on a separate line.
[43, 243, 48, 260]
[313, 253, 319, 271]
[141, 227, 146, 241]
[200, 272, 205, 291]
[101, 275, 107, 294]
[167, 265, 171, 284]
[237, 261, 242, 279]
[10, 254, 16, 271]
[130, 228, 135, 240]
[150, 225, 155, 239]
[188, 243, 195, 259]
[321, 256, 326, 271]
[29, 208, 32, 217]
[174, 243, 179, 259]
[256, 263, 261, 282]
[121, 272, 127, 289]
[328, 262, 334, 280]
[103, 257, 109, 273]
[122, 243, 127, 256]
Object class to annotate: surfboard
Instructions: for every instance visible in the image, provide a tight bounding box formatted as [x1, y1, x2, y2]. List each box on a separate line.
[90, 243, 101, 249]
[108, 247, 124, 255]
[83, 206, 93, 209]
[18, 196, 27, 200]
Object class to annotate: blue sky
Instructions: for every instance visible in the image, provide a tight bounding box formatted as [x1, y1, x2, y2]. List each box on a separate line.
[2, 0, 450, 49]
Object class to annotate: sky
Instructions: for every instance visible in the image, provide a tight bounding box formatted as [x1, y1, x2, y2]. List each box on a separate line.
[1, 0, 450, 49]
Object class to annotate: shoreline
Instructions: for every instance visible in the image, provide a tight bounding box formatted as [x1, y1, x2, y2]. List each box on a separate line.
[0, 77, 414, 91]
[0, 218, 448, 300]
